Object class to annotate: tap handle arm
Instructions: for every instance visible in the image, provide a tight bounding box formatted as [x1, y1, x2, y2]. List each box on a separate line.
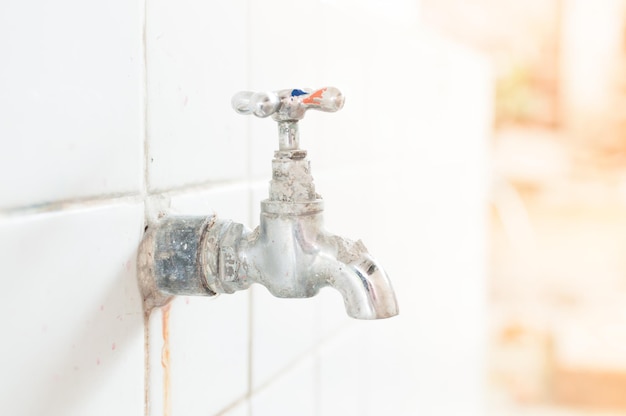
[231, 87, 344, 122]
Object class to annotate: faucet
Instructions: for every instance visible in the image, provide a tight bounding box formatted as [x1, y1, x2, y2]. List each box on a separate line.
[138, 87, 398, 319]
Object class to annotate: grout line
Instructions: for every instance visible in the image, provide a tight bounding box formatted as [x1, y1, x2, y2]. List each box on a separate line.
[141, 0, 150, 215]
[243, 0, 255, 232]
[148, 178, 249, 198]
[313, 349, 321, 416]
[244, 2, 254, 414]
[249, 351, 314, 398]
[141, 0, 150, 414]
[246, 289, 254, 407]
[0, 179, 253, 219]
[212, 393, 249, 416]
[0, 192, 145, 219]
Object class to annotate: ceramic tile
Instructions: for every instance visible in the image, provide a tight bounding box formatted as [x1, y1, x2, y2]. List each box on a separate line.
[247, 0, 326, 92]
[167, 293, 249, 416]
[313, 167, 379, 241]
[250, 356, 316, 416]
[146, 0, 248, 191]
[248, 119, 277, 181]
[357, 315, 485, 416]
[147, 307, 167, 416]
[0, 0, 143, 210]
[169, 183, 251, 227]
[318, 325, 367, 416]
[0, 202, 145, 416]
[368, 123, 487, 410]
[354, 317, 428, 416]
[250, 284, 317, 389]
[315, 287, 353, 342]
[311, 6, 380, 173]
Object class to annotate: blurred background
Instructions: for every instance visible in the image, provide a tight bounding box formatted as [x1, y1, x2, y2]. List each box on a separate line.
[422, 0, 626, 414]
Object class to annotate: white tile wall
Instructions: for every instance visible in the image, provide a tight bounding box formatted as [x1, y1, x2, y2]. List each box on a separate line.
[0, 203, 145, 416]
[250, 356, 317, 415]
[146, 0, 248, 191]
[169, 183, 250, 223]
[250, 285, 318, 389]
[1, 1, 491, 415]
[167, 294, 249, 415]
[0, 0, 143, 210]
[318, 325, 368, 416]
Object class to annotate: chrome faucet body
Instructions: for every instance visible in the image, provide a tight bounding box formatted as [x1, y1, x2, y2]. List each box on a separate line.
[138, 87, 398, 319]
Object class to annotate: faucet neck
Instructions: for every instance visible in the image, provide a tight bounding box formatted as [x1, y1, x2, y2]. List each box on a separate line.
[269, 148, 319, 203]
[278, 121, 300, 150]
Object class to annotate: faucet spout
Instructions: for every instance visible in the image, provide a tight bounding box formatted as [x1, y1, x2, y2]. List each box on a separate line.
[320, 237, 398, 319]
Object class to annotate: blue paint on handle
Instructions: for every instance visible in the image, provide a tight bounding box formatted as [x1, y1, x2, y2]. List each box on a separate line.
[291, 89, 307, 97]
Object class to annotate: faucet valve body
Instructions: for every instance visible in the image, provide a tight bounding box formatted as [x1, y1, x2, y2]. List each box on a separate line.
[138, 87, 398, 319]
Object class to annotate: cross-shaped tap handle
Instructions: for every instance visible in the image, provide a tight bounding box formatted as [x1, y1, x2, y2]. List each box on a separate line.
[231, 87, 344, 122]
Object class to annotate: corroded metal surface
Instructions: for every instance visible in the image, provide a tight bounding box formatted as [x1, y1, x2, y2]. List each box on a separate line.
[138, 216, 216, 310]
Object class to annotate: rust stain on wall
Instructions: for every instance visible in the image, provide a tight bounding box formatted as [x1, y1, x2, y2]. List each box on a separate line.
[161, 303, 172, 416]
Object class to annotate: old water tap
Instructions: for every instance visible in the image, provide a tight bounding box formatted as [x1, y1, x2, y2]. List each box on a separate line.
[138, 87, 399, 319]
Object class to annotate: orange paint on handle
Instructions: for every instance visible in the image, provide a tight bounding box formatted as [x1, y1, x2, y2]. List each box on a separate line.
[161, 303, 172, 416]
[301, 88, 326, 105]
